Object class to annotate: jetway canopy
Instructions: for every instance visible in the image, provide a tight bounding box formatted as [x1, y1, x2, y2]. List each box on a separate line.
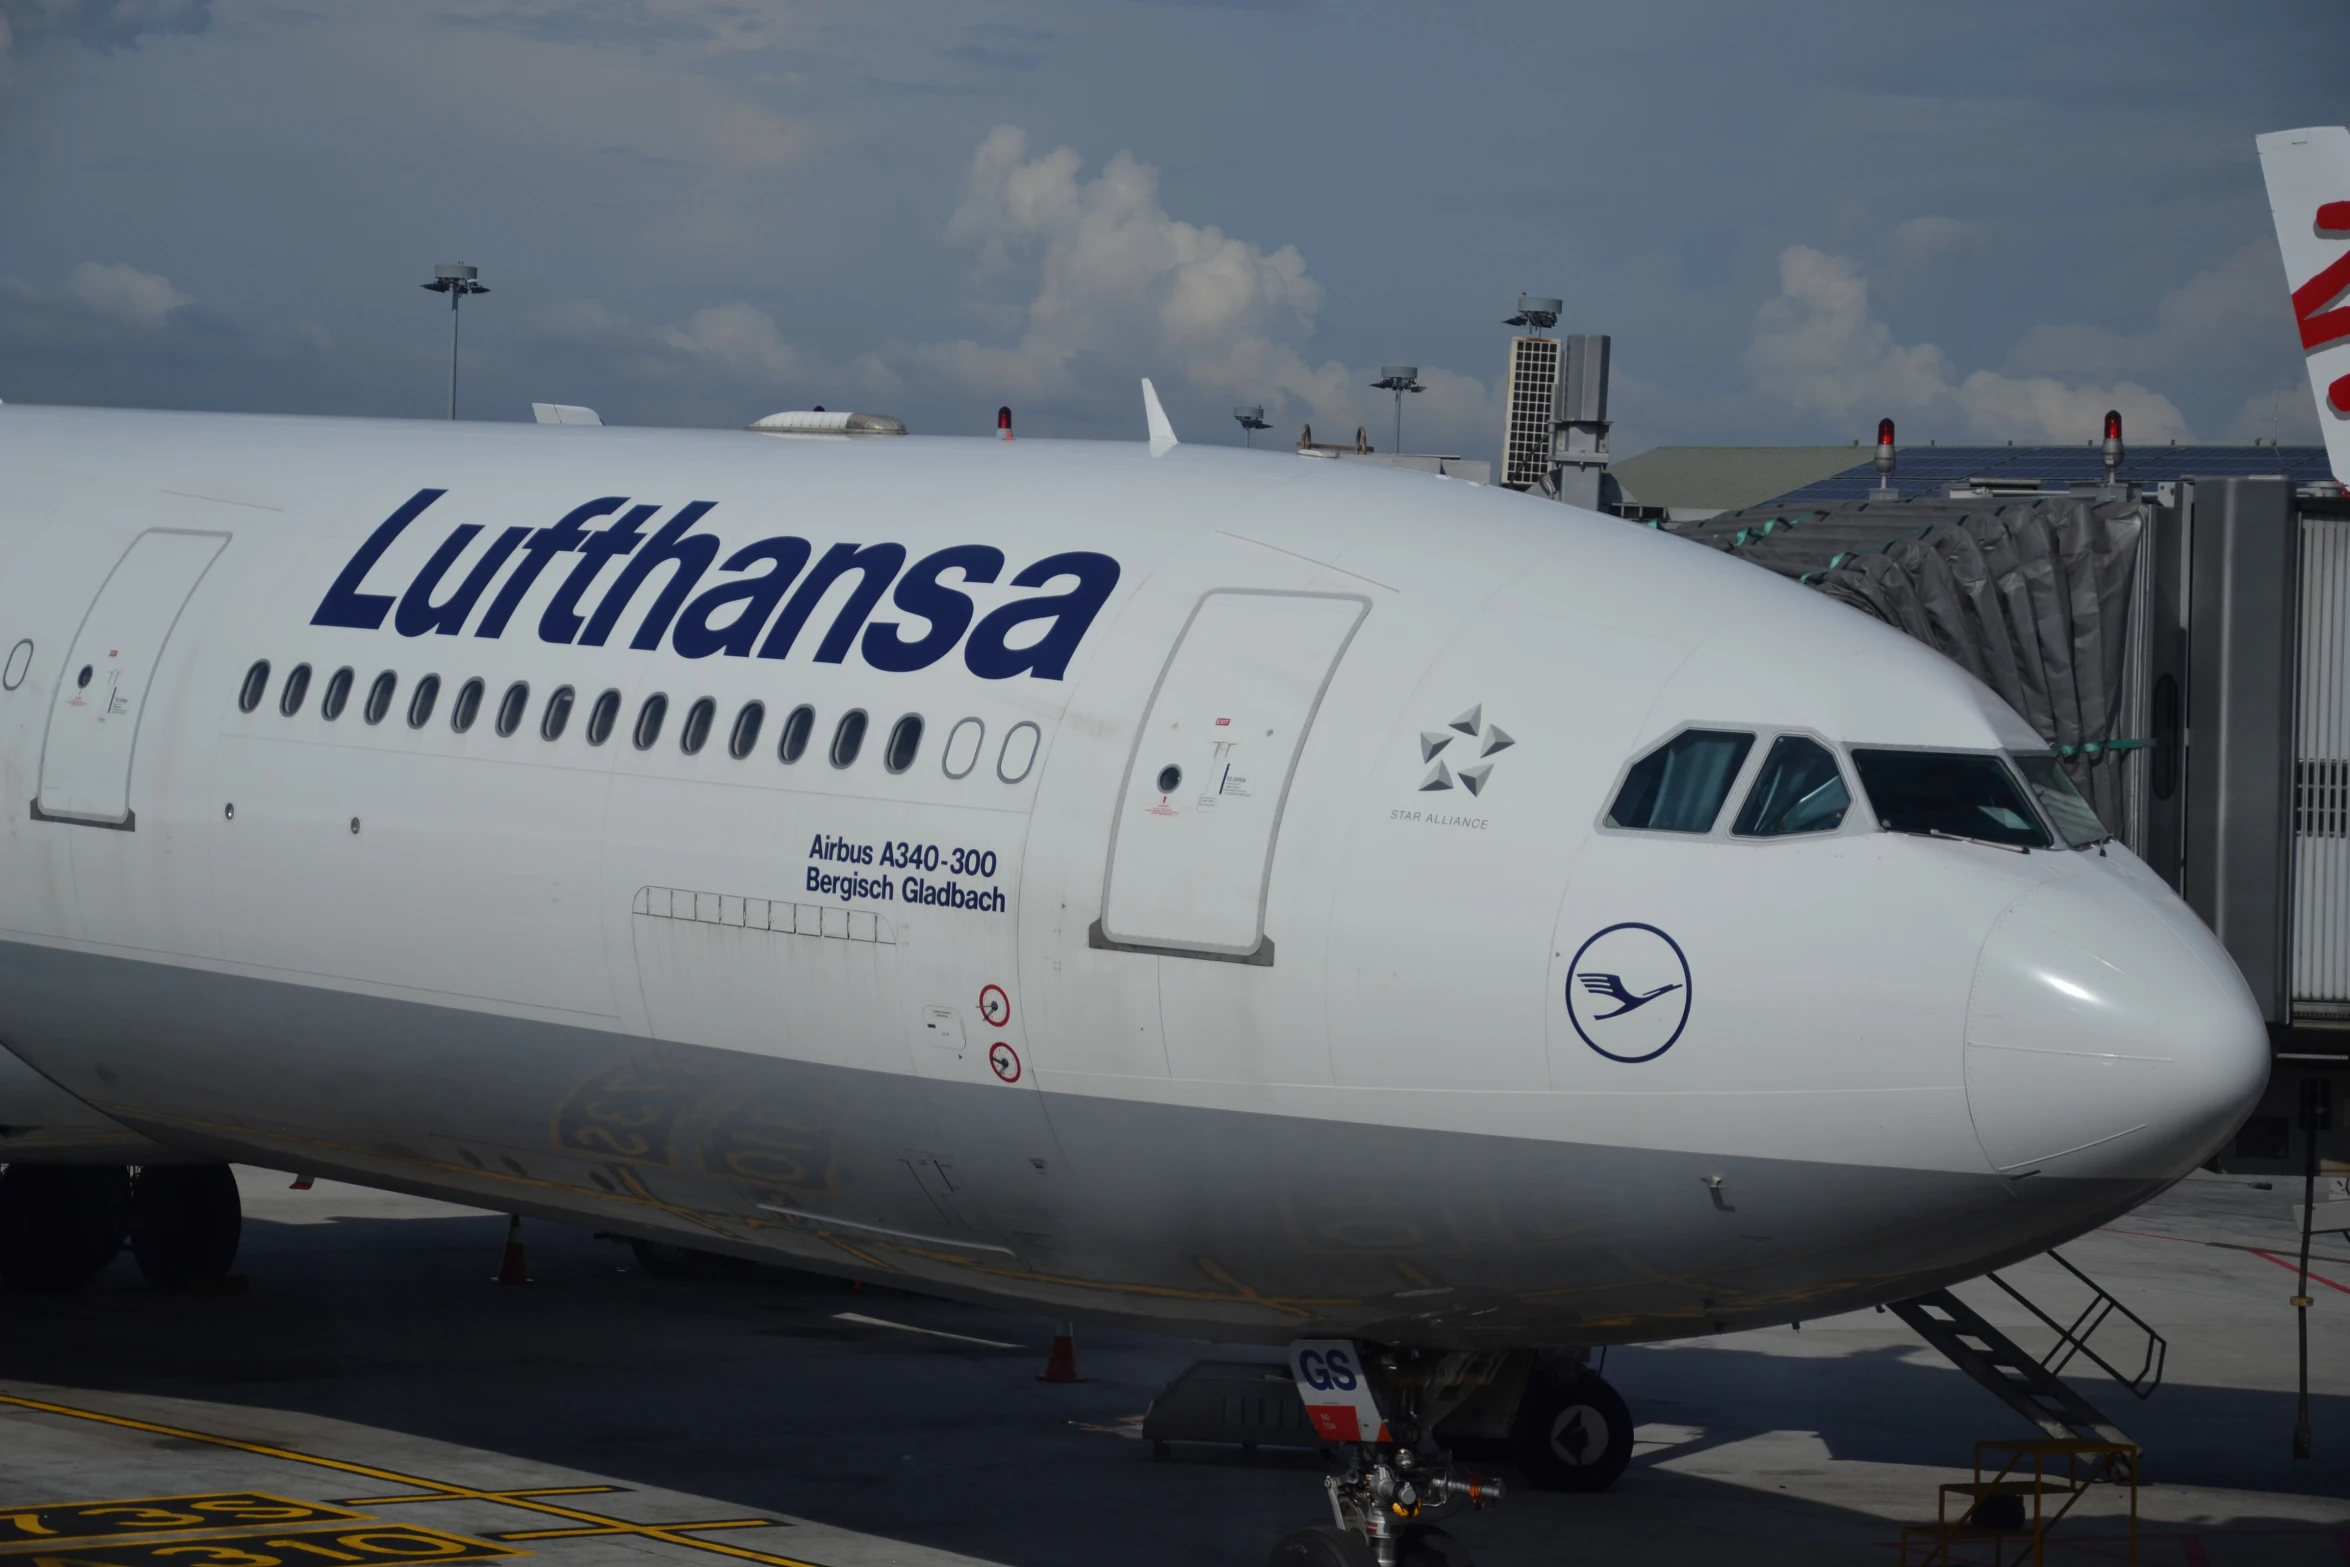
[1666, 490, 2147, 831]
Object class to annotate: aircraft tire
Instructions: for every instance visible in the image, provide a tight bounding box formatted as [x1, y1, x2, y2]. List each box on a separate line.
[1508, 1365, 1633, 1492]
[129, 1165, 243, 1286]
[0, 1164, 131, 1294]
[1263, 1526, 1372, 1567]
[1393, 1523, 1473, 1567]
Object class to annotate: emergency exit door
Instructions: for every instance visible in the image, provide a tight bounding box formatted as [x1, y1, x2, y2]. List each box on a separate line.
[1098, 590, 1368, 960]
[36, 529, 229, 829]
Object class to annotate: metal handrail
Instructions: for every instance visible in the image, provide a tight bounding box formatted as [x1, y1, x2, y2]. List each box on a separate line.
[1985, 1249, 2166, 1400]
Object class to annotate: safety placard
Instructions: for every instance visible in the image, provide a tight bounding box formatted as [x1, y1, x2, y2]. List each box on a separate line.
[1287, 1340, 1388, 1444]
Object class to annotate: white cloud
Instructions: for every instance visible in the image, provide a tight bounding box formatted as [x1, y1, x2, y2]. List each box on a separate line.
[660, 301, 799, 380]
[2004, 239, 2292, 380]
[908, 126, 1493, 451]
[2223, 380, 2325, 444]
[1744, 245, 2191, 443]
[67, 260, 189, 327]
[1890, 215, 1969, 267]
[1746, 246, 1955, 421]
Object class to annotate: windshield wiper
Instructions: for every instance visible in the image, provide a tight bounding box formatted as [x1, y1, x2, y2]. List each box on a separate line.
[1895, 826, 2034, 855]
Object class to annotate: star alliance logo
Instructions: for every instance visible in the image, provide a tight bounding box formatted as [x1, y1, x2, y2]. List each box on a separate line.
[1417, 704, 1513, 796]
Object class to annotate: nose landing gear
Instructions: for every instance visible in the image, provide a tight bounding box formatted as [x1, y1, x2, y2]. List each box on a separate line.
[1275, 1341, 1507, 1567]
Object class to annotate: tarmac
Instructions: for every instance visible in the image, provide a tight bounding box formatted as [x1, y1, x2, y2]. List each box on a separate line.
[1, 1167, 2343, 1567]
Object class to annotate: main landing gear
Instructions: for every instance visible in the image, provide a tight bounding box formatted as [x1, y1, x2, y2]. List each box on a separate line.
[0, 1163, 241, 1292]
[1267, 1341, 1636, 1567]
[1509, 1359, 1634, 1493]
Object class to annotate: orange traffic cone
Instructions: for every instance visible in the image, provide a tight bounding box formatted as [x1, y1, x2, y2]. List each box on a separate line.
[493, 1214, 531, 1286]
[1037, 1321, 1082, 1382]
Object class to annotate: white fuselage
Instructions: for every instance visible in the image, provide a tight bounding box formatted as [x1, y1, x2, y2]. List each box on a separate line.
[0, 405, 2267, 1345]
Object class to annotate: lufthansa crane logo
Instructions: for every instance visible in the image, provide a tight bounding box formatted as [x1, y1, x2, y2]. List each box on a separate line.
[1566, 922, 1691, 1063]
[1416, 704, 1514, 796]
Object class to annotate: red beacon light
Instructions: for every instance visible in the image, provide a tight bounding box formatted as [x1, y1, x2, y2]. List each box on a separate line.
[998, 405, 1014, 441]
[1871, 418, 1897, 495]
[2101, 408, 2124, 481]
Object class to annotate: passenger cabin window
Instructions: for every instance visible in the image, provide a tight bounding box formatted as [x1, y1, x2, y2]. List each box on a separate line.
[279, 663, 312, 717]
[998, 720, 1041, 784]
[2013, 754, 2109, 848]
[680, 697, 716, 756]
[830, 709, 868, 768]
[542, 685, 575, 741]
[729, 701, 765, 760]
[1849, 749, 2051, 849]
[322, 666, 354, 721]
[1607, 729, 1754, 833]
[495, 681, 529, 738]
[406, 674, 441, 729]
[778, 704, 815, 764]
[238, 660, 271, 713]
[451, 677, 485, 734]
[942, 717, 984, 779]
[586, 688, 621, 746]
[364, 671, 397, 725]
[1733, 736, 1850, 837]
[633, 693, 668, 751]
[884, 714, 923, 774]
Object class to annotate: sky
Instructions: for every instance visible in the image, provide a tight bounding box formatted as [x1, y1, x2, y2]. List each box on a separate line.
[0, 0, 2341, 466]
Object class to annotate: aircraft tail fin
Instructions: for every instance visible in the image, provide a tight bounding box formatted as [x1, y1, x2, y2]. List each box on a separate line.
[2256, 125, 2350, 481]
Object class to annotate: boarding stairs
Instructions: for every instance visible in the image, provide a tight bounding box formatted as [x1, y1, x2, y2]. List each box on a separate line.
[1892, 1252, 2162, 1562]
[1889, 1249, 2163, 1447]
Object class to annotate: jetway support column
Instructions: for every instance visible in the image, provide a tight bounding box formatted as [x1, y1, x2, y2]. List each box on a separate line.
[2182, 475, 2299, 1024]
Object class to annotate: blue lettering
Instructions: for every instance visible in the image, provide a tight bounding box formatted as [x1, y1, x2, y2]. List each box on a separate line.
[540, 503, 657, 644]
[862, 545, 1003, 673]
[1299, 1350, 1331, 1391]
[395, 523, 531, 637]
[963, 551, 1121, 681]
[758, 542, 905, 663]
[315, 491, 1125, 682]
[579, 502, 721, 650]
[312, 489, 446, 630]
[673, 536, 812, 660]
[475, 496, 626, 639]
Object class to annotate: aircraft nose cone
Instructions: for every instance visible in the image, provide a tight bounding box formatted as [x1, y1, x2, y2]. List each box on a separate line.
[1965, 870, 2268, 1181]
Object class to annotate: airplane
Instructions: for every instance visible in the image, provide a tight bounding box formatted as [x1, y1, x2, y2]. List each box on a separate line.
[2259, 123, 2350, 485]
[0, 121, 2335, 1567]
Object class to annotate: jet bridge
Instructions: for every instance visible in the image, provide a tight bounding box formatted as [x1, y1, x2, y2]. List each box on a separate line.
[1669, 466, 2350, 1175]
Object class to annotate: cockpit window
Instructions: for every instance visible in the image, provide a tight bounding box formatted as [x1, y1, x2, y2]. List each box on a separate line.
[1850, 749, 2051, 849]
[1733, 736, 1850, 837]
[1607, 729, 1754, 833]
[2012, 754, 2110, 848]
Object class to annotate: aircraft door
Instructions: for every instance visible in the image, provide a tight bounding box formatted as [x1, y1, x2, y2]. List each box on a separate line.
[1098, 590, 1368, 961]
[35, 529, 229, 829]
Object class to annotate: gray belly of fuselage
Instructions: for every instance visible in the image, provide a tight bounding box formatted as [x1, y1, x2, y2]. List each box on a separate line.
[0, 939, 2149, 1344]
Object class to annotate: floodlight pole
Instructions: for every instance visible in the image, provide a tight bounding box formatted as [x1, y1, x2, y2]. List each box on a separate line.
[1233, 405, 1270, 449]
[422, 264, 489, 420]
[1370, 366, 1423, 454]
